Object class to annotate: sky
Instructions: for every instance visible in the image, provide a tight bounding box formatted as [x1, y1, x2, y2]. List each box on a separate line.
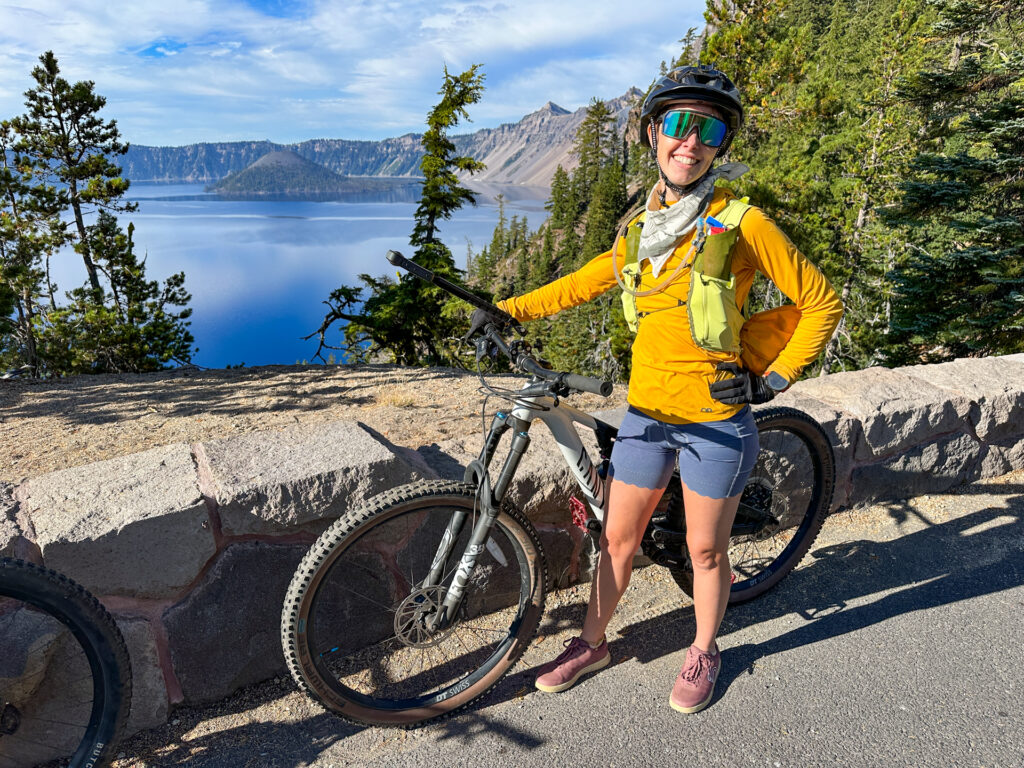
[0, 0, 707, 148]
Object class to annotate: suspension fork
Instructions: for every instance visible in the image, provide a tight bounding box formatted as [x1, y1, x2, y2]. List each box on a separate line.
[424, 410, 533, 631]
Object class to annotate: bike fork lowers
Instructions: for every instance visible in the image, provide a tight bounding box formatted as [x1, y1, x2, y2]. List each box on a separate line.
[425, 410, 531, 632]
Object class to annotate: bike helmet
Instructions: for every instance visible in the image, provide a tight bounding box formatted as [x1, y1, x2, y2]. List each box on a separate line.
[640, 64, 743, 156]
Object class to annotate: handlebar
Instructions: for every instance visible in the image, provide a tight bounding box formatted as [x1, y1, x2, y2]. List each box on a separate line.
[518, 355, 613, 397]
[387, 250, 613, 398]
[386, 250, 526, 336]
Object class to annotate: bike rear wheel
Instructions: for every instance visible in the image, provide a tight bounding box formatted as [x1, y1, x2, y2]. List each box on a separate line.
[281, 480, 546, 727]
[0, 558, 132, 768]
[671, 406, 835, 603]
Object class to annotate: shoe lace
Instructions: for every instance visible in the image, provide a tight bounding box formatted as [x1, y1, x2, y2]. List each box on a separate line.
[554, 637, 588, 663]
[681, 650, 712, 684]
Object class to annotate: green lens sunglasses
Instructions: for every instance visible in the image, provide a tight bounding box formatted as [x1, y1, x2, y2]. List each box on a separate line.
[660, 109, 729, 148]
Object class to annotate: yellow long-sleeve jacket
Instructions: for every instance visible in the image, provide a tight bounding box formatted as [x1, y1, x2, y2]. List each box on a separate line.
[498, 188, 843, 424]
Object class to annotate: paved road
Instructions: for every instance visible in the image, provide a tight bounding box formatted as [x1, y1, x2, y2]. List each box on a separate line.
[115, 471, 1024, 768]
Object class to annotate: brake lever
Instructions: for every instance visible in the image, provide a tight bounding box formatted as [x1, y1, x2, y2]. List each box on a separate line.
[474, 336, 497, 363]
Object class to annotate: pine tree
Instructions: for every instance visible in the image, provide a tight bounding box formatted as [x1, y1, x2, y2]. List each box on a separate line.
[3, 53, 194, 376]
[703, 0, 935, 373]
[0, 120, 64, 374]
[12, 51, 136, 298]
[529, 225, 556, 290]
[886, 0, 1024, 363]
[39, 212, 194, 374]
[571, 99, 615, 210]
[309, 65, 487, 365]
[546, 165, 577, 230]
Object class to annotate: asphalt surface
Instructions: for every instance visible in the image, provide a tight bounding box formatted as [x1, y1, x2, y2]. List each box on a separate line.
[115, 470, 1024, 768]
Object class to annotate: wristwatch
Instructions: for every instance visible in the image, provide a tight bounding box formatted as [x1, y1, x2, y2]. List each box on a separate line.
[764, 371, 790, 393]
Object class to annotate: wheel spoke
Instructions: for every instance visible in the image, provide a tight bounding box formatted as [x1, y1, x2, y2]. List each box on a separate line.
[285, 485, 543, 723]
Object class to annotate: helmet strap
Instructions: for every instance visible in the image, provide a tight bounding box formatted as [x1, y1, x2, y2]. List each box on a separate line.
[650, 129, 708, 204]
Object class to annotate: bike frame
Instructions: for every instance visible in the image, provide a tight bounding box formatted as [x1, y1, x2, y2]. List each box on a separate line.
[424, 383, 615, 630]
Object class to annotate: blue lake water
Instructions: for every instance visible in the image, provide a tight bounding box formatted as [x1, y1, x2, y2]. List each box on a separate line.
[51, 183, 550, 368]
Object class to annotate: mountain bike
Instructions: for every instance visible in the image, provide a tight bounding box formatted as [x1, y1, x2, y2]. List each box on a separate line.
[281, 250, 834, 727]
[1, 557, 132, 768]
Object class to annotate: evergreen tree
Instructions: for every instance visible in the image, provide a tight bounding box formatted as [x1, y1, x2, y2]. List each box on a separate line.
[309, 65, 487, 365]
[529, 225, 556, 290]
[0, 120, 64, 374]
[546, 165, 577, 230]
[704, 0, 935, 373]
[3, 53, 194, 376]
[488, 194, 509, 262]
[39, 212, 194, 374]
[12, 51, 136, 297]
[571, 98, 615, 209]
[580, 137, 627, 264]
[886, 0, 1024, 363]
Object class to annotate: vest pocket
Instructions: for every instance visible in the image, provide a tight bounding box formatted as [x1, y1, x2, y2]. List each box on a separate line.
[688, 272, 745, 353]
[620, 261, 642, 332]
[694, 227, 741, 280]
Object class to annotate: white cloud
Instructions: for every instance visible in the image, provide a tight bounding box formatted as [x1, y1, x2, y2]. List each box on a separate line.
[0, 0, 706, 145]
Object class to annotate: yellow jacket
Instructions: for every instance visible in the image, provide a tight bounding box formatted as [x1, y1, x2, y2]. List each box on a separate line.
[498, 188, 843, 424]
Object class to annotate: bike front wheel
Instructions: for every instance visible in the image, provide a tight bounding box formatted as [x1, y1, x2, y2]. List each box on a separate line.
[0, 557, 132, 768]
[281, 480, 546, 727]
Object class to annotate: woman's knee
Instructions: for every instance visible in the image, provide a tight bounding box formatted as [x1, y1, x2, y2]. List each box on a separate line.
[601, 529, 642, 562]
[687, 538, 727, 572]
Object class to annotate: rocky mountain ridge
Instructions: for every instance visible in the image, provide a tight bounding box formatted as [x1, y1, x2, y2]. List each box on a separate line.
[122, 89, 641, 189]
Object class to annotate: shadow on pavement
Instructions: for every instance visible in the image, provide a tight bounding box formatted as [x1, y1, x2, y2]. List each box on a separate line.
[117, 484, 1023, 764]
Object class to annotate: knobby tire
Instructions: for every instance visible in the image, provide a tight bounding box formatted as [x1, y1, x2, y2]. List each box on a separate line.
[0, 558, 131, 768]
[281, 480, 546, 728]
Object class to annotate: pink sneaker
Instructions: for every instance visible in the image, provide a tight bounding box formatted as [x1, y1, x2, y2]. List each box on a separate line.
[669, 644, 721, 713]
[534, 636, 610, 693]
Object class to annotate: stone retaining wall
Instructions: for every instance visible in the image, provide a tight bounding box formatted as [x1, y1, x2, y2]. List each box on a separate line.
[2, 354, 1023, 736]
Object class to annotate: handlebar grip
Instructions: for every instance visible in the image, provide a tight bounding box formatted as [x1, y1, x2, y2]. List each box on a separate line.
[386, 250, 435, 282]
[519, 358, 613, 397]
[386, 250, 524, 334]
[563, 373, 613, 397]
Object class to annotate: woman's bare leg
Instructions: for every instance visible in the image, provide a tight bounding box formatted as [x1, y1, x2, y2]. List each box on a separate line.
[682, 483, 742, 653]
[580, 478, 665, 645]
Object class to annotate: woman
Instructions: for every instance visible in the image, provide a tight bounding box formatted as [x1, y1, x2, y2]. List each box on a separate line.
[482, 65, 842, 713]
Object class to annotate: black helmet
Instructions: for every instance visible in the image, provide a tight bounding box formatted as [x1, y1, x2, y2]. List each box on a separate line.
[640, 64, 743, 155]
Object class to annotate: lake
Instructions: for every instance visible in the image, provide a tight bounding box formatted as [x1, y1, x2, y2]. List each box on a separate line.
[51, 182, 550, 368]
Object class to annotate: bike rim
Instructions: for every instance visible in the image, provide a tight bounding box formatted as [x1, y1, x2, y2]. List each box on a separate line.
[728, 421, 823, 592]
[303, 502, 534, 712]
[0, 592, 106, 768]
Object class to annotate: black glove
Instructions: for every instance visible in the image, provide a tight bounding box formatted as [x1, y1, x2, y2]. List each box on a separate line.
[708, 362, 776, 405]
[464, 307, 507, 341]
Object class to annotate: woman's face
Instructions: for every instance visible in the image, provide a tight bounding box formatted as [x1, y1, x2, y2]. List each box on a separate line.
[648, 100, 723, 199]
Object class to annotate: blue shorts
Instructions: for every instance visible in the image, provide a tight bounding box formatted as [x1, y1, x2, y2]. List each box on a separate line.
[608, 405, 759, 499]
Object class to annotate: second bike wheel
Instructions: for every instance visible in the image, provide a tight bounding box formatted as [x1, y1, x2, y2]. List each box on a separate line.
[0, 557, 132, 768]
[671, 406, 835, 604]
[281, 480, 546, 727]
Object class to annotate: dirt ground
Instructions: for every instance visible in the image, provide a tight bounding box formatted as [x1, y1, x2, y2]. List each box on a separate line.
[0, 363, 630, 485]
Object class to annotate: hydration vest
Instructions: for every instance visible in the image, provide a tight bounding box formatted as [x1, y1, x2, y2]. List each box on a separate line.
[616, 197, 801, 376]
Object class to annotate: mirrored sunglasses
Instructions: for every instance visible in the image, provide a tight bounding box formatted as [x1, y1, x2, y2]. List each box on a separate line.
[660, 109, 729, 148]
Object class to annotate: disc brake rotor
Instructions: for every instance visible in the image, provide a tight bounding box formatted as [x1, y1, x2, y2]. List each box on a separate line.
[393, 585, 460, 648]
